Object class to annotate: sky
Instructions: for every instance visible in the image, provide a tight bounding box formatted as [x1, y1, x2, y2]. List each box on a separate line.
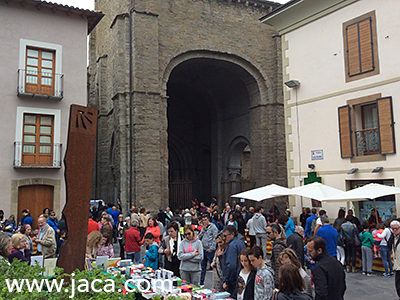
[51, 0, 289, 10]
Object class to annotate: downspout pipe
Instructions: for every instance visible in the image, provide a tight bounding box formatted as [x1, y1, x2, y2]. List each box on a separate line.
[129, 0, 135, 209]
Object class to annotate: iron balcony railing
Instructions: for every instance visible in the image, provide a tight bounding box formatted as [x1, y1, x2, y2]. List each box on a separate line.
[355, 128, 380, 156]
[13, 142, 62, 168]
[17, 69, 64, 99]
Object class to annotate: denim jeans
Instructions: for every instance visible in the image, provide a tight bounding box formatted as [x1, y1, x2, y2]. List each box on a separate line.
[200, 249, 216, 284]
[380, 245, 393, 274]
[126, 251, 141, 264]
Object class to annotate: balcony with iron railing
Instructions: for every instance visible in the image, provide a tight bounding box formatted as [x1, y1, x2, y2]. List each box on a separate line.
[355, 128, 380, 156]
[13, 142, 62, 168]
[17, 69, 64, 100]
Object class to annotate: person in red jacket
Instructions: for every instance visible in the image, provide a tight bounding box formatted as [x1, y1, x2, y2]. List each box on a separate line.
[125, 220, 142, 263]
[141, 218, 161, 245]
[87, 213, 100, 235]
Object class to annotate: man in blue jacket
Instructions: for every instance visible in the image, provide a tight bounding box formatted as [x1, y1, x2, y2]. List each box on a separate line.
[47, 211, 60, 236]
[111, 206, 121, 243]
[221, 225, 246, 298]
[305, 208, 318, 237]
[316, 216, 338, 257]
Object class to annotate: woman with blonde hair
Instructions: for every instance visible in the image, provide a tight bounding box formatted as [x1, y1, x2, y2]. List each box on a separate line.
[86, 230, 102, 261]
[272, 264, 312, 300]
[8, 233, 31, 264]
[277, 248, 313, 297]
[139, 208, 148, 238]
[211, 232, 227, 291]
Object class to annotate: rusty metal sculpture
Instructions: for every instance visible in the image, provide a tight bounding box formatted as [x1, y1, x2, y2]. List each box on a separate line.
[57, 104, 98, 274]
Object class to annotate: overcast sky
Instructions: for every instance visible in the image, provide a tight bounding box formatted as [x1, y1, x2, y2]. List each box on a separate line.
[52, 0, 289, 10]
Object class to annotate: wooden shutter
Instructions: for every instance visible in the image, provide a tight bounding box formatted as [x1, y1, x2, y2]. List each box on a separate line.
[377, 97, 396, 154]
[346, 17, 374, 76]
[338, 105, 353, 158]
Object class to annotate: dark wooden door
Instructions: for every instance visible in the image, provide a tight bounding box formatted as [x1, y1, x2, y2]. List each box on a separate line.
[18, 185, 54, 230]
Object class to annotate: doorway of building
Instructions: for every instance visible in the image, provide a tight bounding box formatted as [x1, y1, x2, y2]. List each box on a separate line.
[167, 57, 252, 209]
[18, 184, 54, 229]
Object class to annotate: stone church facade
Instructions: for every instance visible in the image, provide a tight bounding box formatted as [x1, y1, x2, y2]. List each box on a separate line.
[88, 0, 287, 213]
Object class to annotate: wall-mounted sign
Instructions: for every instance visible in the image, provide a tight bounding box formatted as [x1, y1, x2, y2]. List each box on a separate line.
[311, 150, 323, 160]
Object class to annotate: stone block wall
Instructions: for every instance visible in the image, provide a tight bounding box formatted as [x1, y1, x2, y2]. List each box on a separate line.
[89, 0, 287, 213]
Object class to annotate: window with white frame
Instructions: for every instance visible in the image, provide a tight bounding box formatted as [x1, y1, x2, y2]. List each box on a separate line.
[18, 39, 63, 99]
[14, 107, 61, 168]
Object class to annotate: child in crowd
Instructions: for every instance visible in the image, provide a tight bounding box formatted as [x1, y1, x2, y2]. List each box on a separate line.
[96, 232, 114, 258]
[142, 232, 159, 270]
[237, 249, 256, 300]
[359, 222, 375, 276]
[373, 223, 384, 258]
[304, 244, 315, 271]
[248, 246, 274, 300]
[57, 230, 67, 254]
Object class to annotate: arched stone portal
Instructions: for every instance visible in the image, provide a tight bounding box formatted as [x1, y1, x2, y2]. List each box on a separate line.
[88, 0, 287, 213]
[167, 57, 253, 208]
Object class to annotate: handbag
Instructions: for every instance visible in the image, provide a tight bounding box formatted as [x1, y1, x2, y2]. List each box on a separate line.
[354, 225, 361, 247]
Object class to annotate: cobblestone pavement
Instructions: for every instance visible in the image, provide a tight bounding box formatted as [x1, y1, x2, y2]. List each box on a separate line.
[114, 243, 398, 299]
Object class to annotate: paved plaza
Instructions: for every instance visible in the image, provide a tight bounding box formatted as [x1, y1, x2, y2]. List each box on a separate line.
[113, 243, 399, 300]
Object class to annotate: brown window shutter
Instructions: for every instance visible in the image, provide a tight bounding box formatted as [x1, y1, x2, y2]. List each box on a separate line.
[359, 18, 374, 73]
[377, 97, 396, 154]
[346, 17, 374, 77]
[346, 23, 360, 76]
[338, 105, 353, 158]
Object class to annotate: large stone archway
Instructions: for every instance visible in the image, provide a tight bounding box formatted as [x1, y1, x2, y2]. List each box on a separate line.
[88, 0, 287, 213]
[166, 53, 260, 208]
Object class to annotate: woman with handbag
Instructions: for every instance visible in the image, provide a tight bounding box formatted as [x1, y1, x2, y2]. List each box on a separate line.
[340, 215, 358, 273]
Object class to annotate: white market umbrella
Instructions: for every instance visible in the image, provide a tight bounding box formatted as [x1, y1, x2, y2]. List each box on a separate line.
[285, 182, 344, 201]
[231, 184, 291, 201]
[323, 183, 400, 223]
[231, 184, 291, 217]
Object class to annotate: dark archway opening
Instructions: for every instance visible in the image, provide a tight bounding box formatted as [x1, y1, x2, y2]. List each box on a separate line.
[167, 58, 252, 210]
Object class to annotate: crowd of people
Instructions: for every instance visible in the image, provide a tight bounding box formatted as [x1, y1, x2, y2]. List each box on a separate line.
[84, 200, 341, 299]
[2, 199, 400, 299]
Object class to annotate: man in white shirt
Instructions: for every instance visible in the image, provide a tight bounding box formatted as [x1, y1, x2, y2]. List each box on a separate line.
[390, 220, 400, 298]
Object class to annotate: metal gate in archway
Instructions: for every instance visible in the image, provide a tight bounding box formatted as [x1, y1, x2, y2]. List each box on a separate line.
[169, 180, 192, 211]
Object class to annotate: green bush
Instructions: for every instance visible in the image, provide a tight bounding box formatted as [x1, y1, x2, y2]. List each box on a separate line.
[0, 259, 135, 299]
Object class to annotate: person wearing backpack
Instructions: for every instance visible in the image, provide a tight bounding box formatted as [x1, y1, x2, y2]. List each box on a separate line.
[313, 209, 326, 235]
[377, 218, 394, 277]
[267, 223, 287, 287]
[341, 215, 358, 273]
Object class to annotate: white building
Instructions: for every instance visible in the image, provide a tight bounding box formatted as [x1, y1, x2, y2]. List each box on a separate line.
[262, 0, 400, 222]
[0, 0, 103, 227]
